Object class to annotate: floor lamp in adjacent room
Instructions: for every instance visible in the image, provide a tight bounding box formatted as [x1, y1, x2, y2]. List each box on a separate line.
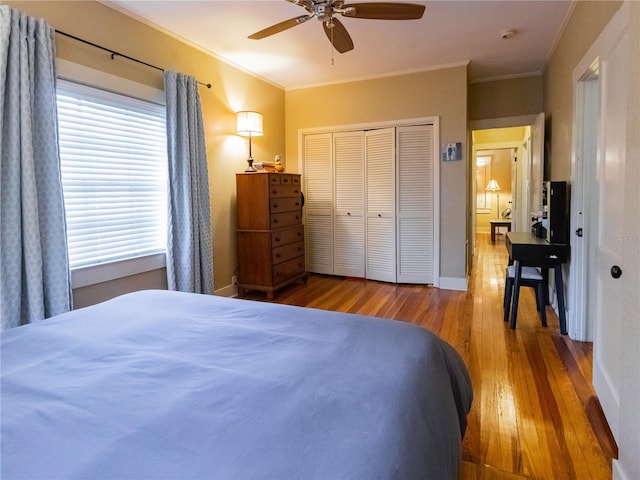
[486, 179, 501, 218]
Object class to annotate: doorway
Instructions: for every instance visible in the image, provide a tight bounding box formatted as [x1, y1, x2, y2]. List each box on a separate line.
[469, 114, 545, 261]
[471, 126, 528, 252]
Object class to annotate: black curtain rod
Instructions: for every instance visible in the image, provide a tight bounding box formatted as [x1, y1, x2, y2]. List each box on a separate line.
[56, 30, 212, 89]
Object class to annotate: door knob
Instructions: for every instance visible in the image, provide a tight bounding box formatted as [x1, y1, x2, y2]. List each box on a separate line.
[610, 265, 622, 279]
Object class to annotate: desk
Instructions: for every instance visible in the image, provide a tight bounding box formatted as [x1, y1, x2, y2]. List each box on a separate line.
[490, 219, 512, 243]
[505, 232, 570, 335]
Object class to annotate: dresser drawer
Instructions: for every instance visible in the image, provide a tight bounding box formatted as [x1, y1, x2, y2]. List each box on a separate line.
[273, 256, 305, 283]
[269, 184, 301, 199]
[272, 226, 304, 247]
[272, 241, 304, 265]
[270, 197, 302, 214]
[271, 210, 302, 228]
[269, 175, 281, 185]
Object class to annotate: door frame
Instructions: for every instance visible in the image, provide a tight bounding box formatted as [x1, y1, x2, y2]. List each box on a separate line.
[569, 1, 629, 342]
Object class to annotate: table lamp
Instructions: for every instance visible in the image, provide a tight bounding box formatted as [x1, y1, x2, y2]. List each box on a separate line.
[236, 111, 263, 172]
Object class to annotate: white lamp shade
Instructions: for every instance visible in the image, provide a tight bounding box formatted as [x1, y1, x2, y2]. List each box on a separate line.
[236, 111, 263, 137]
[486, 179, 501, 191]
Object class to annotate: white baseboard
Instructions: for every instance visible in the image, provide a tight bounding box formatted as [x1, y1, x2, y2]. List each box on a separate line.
[613, 460, 628, 480]
[439, 276, 468, 291]
[214, 284, 237, 298]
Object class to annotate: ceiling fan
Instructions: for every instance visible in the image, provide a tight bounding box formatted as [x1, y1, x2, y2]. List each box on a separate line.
[248, 0, 426, 54]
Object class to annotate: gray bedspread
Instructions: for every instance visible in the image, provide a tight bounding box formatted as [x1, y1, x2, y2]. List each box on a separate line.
[1, 290, 472, 479]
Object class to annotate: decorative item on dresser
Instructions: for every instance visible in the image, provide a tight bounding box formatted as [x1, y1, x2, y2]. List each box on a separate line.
[236, 173, 306, 298]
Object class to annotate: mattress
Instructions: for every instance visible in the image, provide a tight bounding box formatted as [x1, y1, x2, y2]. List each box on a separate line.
[1, 289, 472, 479]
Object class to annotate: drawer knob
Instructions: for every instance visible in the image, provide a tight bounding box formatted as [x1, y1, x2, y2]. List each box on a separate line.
[378, 214, 382, 217]
[275, 237, 281, 242]
[273, 203, 278, 208]
[273, 219, 279, 224]
[276, 253, 281, 258]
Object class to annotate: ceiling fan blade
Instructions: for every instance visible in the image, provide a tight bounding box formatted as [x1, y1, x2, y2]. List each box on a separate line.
[248, 14, 313, 40]
[285, 0, 313, 8]
[323, 17, 354, 53]
[342, 3, 425, 20]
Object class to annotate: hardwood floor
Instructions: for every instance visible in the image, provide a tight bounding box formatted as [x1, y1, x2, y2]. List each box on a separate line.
[242, 233, 616, 479]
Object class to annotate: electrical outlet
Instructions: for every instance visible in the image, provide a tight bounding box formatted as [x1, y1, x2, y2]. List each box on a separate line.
[232, 276, 238, 286]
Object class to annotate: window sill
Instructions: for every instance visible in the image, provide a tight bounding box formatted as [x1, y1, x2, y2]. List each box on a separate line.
[71, 253, 166, 289]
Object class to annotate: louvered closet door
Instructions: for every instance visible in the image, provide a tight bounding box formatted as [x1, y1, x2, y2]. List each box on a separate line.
[334, 131, 365, 277]
[365, 128, 396, 283]
[304, 133, 334, 274]
[397, 125, 435, 284]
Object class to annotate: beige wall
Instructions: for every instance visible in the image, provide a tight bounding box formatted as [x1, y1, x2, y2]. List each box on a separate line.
[469, 75, 543, 121]
[285, 66, 469, 281]
[543, 0, 623, 180]
[7, 1, 286, 306]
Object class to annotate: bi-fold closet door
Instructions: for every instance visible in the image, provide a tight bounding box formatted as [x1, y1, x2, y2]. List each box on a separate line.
[304, 124, 434, 284]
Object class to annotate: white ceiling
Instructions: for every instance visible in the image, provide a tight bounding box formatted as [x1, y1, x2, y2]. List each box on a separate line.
[106, 0, 575, 90]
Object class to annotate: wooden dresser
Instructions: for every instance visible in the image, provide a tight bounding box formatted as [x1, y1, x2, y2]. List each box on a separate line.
[236, 173, 306, 298]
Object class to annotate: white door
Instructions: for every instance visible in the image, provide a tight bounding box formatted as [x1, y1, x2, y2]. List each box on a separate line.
[396, 125, 435, 284]
[570, 75, 599, 341]
[529, 113, 545, 219]
[365, 128, 396, 283]
[518, 134, 531, 231]
[509, 147, 518, 231]
[592, 17, 628, 445]
[304, 133, 334, 275]
[333, 131, 365, 277]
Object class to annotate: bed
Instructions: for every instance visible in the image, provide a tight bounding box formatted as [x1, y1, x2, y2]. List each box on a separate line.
[1, 290, 472, 479]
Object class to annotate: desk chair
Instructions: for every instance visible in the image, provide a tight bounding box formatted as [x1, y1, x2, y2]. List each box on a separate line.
[503, 264, 547, 327]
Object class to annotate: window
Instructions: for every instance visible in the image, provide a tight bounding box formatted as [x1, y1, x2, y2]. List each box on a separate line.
[56, 80, 168, 283]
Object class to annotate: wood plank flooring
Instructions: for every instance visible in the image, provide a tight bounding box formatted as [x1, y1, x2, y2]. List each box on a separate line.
[241, 233, 615, 479]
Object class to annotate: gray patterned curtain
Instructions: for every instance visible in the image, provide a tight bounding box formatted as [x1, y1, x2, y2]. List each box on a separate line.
[0, 7, 72, 330]
[164, 71, 213, 294]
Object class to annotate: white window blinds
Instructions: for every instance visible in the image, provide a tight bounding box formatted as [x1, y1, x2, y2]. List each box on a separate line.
[57, 80, 168, 269]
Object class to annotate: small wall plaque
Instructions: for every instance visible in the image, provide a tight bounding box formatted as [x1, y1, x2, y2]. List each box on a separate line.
[442, 142, 462, 161]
